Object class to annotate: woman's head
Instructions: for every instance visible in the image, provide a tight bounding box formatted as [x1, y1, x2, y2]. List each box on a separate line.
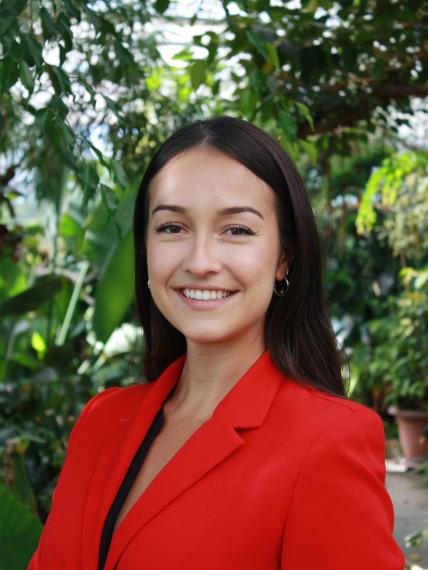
[134, 116, 345, 397]
[145, 145, 289, 355]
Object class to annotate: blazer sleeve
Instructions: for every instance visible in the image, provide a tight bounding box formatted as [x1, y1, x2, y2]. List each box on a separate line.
[27, 388, 121, 570]
[280, 408, 405, 570]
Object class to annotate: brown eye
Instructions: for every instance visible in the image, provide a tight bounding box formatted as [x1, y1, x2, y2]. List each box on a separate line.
[225, 225, 255, 236]
[156, 224, 182, 233]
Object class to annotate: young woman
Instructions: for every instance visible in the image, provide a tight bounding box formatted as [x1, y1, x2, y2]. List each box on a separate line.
[29, 116, 405, 569]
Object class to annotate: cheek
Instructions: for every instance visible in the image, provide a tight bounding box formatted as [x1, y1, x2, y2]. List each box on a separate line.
[231, 241, 277, 282]
[147, 241, 177, 277]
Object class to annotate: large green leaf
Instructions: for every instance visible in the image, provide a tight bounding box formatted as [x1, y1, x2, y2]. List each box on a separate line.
[0, 275, 67, 317]
[0, 481, 42, 570]
[93, 230, 134, 343]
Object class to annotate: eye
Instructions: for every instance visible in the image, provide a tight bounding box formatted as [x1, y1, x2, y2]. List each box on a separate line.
[224, 225, 255, 236]
[155, 223, 255, 236]
[156, 223, 183, 234]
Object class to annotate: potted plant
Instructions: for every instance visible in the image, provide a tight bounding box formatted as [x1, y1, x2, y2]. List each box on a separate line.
[350, 267, 428, 461]
[368, 268, 428, 461]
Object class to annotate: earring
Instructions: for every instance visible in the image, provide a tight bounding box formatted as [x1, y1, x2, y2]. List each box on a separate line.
[147, 279, 150, 287]
[273, 272, 289, 296]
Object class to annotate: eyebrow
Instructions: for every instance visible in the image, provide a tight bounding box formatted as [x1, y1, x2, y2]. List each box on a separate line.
[151, 204, 264, 220]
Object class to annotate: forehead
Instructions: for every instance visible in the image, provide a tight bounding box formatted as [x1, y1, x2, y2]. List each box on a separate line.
[149, 146, 275, 211]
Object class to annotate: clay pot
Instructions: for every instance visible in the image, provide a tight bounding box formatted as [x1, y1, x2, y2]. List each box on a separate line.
[387, 406, 428, 461]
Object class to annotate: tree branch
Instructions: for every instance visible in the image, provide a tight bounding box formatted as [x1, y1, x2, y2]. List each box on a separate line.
[298, 82, 428, 137]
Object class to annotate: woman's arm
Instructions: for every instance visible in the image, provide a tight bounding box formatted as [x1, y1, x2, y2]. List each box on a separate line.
[27, 387, 121, 569]
[281, 408, 405, 569]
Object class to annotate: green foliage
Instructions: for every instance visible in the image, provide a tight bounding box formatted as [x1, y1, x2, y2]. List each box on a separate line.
[1, 0, 428, 550]
[93, 230, 134, 343]
[351, 267, 428, 411]
[0, 481, 42, 570]
[350, 149, 428, 411]
[185, 0, 428, 157]
[404, 525, 428, 550]
[356, 152, 428, 250]
[0, 275, 68, 317]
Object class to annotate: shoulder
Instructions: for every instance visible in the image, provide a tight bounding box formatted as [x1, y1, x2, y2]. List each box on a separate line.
[68, 382, 152, 444]
[278, 383, 403, 568]
[273, 376, 385, 457]
[279, 373, 383, 423]
[270, 379, 388, 494]
[80, 382, 151, 416]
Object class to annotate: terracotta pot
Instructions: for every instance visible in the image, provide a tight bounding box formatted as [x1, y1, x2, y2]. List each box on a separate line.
[387, 406, 428, 460]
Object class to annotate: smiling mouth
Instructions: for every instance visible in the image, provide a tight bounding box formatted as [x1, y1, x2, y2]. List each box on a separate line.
[179, 289, 238, 300]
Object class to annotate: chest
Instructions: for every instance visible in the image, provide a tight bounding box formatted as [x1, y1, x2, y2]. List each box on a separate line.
[112, 415, 208, 532]
[111, 425, 294, 570]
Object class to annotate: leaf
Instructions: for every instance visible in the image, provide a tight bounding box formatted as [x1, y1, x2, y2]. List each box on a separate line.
[100, 183, 119, 211]
[296, 101, 314, 131]
[0, 0, 27, 35]
[31, 331, 46, 353]
[239, 89, 258, 117]
[11, 450, 38, 514]
[154, 0, 169, 14]
[45, 64, 72, 95]
[56, 12, 73, 52]
[20, 33, 43, 68]
[59, 212, 81, 239]
[278, 107, 297, 142]
[189, 60, 207, 90]
[146, 68, 162, 91]
[172, 47, 193, 62]
[0, 481, 42, 570]
[304, 0, 319, 13]
[87, 141, 109, 167]
[299, 139, 318, 165]
[19, 60, 34, 92]
[266, 43, 279, 68]
[40, 7, 56, 40]
[63, 0, 81, 20]
[110, 160, 128, 188]
[50, 94, 69, 119]
[0, 275, 67, 317]
[79, 162, 100, 203]
[245, 29, 268, 58]
[0, 58, 19, 92]
[114, 40, 135, 67]
[92, 230, 134, 343]
[8, 39, 23, 62]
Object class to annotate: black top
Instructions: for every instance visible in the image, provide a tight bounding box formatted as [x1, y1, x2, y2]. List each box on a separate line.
[98, 406, 165, 570]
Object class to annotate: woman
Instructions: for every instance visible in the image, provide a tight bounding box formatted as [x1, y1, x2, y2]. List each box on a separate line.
[29, 116, 405, 569]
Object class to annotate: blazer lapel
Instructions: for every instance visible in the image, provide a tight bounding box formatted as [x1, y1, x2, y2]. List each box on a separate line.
[90, 348, 284, 570]
[81, 354, 187, 569]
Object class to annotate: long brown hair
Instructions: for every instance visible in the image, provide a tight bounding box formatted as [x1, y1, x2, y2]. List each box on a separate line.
[133, 116, 347, 398]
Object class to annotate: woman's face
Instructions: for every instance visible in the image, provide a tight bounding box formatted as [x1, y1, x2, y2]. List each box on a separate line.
[146, 146, 288, 348]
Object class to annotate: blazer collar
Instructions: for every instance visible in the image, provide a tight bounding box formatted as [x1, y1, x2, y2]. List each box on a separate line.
[84, 348, 284, 570]
[143, 347, 284, 429]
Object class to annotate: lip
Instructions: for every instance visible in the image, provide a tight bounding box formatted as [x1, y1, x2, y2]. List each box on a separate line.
[176, 285, 237, 292]
[174, 289, 238, 311]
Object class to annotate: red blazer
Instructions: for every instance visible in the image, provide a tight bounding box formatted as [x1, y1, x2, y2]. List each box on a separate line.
[29, 349, 405, 569]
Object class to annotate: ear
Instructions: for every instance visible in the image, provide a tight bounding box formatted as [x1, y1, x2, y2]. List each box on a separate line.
[275, 251, 290, 281]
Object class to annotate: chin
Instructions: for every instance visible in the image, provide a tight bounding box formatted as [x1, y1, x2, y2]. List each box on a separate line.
[183, 332, 230, 344]
[185, 326, 249, 345]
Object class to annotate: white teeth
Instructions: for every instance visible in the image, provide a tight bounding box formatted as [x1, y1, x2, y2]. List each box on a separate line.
[182, 289, 233, 300]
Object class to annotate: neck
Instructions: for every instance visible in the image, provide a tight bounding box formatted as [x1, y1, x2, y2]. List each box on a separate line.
[165, 336, 266, 418]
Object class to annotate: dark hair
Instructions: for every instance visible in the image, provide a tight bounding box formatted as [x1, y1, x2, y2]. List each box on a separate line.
[133, 115, 347, 398]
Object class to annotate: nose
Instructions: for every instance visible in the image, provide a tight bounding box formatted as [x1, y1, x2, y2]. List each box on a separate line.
[181, 233, 222, 277]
